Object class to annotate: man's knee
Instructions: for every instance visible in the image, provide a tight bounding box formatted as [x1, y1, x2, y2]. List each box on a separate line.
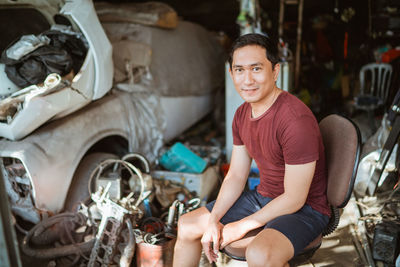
[176, 207, 209, 241]
[246, 241, 278, 266]
[246, 245, 289, 267]
[176, 213, 193, 238]
[245, 229, 293, 267]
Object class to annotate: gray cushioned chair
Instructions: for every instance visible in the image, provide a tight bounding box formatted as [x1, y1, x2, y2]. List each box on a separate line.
[221, 114, 361, 266]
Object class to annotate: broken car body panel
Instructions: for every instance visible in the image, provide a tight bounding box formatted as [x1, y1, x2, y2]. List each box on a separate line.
[0, 92, 133, 216]
[0, 0, 112, 140]
[61, 0, 113, 100]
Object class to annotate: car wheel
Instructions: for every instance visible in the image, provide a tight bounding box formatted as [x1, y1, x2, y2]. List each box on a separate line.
[64, 152, 118, 211]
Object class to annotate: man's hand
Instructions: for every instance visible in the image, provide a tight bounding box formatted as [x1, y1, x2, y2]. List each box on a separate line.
[200, 221, 223, 263]
[220, 220, 247, 249]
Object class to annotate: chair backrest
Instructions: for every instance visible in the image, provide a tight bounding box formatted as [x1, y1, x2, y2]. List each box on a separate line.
[319, 115, 361, 208]
[359, 63, 392, 105]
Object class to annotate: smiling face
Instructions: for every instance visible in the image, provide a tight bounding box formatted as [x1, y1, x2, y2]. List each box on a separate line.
[230, 45, 280, 113]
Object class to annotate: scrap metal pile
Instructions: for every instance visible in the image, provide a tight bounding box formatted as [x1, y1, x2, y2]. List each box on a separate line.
[352, 101, 400, 266]
[353, 190, 400, 266]
[18, 151, 217, 266]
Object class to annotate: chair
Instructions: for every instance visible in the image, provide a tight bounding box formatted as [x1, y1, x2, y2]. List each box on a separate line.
[354, 63, 392, 131]
[221, 114, 361, 266]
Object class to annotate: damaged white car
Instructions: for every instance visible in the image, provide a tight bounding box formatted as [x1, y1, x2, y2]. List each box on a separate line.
[0, 0, 225, 225]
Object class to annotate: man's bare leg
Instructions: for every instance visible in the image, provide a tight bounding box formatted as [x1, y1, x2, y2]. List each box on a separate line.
[246, 228, 294, 267]
[173, 207, 211, 267]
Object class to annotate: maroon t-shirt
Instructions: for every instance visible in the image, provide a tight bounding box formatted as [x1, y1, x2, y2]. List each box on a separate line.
[232, 91, 330, 216]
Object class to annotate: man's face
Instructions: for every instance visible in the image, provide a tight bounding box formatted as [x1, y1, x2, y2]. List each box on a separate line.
[230, 45, 279, 105]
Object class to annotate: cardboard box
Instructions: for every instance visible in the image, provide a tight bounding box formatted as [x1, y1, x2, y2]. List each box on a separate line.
[151, 165, 220, 202]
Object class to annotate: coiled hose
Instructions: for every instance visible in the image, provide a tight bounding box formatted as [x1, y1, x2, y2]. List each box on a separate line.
[21, 212, 94, 259]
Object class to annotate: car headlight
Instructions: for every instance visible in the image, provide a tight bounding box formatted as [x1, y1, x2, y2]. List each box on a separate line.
[0, 157, 41, 224]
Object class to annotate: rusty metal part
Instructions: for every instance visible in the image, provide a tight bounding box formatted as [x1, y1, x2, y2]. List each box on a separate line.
[136, 237, 176, 267]
[140, 217, 164, 234]
[1, 158, 41, 223]
[87, 185, 141, 267]
[88, 158, 145, 207]
[143, 232, 165, 245]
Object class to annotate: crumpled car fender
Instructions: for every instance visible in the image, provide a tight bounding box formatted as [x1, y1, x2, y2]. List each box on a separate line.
[0, 91, 133, 213]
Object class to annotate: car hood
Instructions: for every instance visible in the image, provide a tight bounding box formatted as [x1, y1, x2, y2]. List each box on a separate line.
[0, 0, 112, 99]
[0, 0, 113, 140]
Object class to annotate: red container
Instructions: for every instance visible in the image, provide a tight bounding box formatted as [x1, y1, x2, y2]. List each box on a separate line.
[220, 163, 230, 177]
[382, 49, 400, 63]
[136, 238, 176, 267]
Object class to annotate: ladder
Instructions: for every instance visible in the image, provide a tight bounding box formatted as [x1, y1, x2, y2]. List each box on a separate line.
[279, 0, 304, 90]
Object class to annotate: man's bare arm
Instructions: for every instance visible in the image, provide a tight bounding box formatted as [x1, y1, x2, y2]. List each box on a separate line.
[201, 145, 252, 262]
[209, 145, 252, 222]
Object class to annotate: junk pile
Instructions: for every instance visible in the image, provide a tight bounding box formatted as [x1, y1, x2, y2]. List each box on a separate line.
[20, 146, 221, 266]
[352, 89, 400, 266]
[352, 189, 400, 266]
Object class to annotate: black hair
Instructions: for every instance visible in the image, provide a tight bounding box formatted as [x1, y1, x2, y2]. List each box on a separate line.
[228, 33, 279, 69]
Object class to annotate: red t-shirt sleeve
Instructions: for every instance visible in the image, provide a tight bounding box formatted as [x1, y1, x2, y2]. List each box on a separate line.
[280, 115, 320, 165]
[232, 108, 244, 145]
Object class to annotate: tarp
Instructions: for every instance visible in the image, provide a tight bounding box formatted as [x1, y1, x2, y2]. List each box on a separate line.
[102, 20, 226, 97]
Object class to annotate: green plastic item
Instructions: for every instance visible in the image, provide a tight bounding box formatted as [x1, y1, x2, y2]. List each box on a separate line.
[159, 142, 207, 173]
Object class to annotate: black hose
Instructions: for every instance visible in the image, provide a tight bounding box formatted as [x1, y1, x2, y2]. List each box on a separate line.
[21, 212, 95, 259]
[14, 220, 29, 235]
[322, 206, 340, 236]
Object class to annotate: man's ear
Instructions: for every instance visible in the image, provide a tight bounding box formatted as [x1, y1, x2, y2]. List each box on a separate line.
[229, 66, 233, 80]
[273, 63, 280, 82]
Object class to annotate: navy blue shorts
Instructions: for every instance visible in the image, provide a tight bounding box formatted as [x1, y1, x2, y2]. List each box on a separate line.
[206, 189, 329, 256]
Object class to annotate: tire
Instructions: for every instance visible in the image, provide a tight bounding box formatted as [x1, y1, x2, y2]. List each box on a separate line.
[64, 152, 118, 211]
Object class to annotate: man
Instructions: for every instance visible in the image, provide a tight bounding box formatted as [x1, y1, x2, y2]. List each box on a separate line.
[173, 33, 330, 267]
